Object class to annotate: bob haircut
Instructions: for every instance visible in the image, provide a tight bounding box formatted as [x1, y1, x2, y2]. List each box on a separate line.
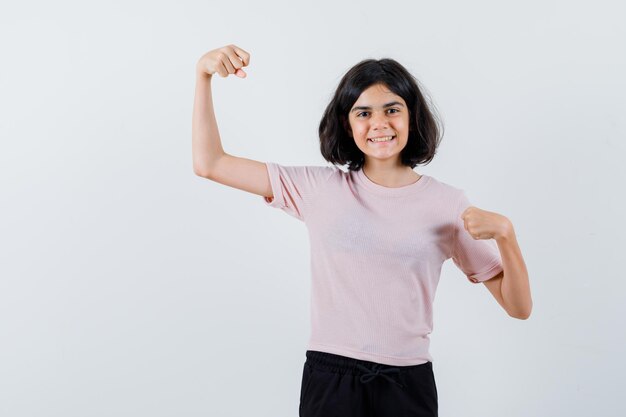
[319, 58, 443, 171]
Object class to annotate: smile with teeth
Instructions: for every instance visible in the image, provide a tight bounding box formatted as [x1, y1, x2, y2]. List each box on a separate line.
[368, 135, 396, 142]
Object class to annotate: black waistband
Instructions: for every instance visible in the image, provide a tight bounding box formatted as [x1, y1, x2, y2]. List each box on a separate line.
[305, 350, 432, 390]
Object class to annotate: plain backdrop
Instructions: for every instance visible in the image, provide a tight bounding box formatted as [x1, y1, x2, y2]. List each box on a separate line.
[1, 0, 625, 416]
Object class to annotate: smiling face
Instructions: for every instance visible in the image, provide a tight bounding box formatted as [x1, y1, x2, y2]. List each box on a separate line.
[346, 83, 410, 167]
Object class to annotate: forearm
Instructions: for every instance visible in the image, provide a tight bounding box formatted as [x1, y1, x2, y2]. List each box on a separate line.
[496, 223, 532, 319]
[192, 68, 226, 175]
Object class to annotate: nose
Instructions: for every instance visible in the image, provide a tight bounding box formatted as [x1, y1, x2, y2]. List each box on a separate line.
[370, 111, 390, 129]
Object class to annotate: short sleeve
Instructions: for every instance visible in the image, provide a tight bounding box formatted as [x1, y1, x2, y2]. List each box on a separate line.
[262, 162, 334, 222]
[451, 190, 504, 284]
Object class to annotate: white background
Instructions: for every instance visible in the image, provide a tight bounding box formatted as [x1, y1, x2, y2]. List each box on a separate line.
[1, 0, 624, 416]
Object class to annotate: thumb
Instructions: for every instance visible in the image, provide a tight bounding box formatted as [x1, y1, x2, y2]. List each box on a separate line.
[235, 68, 247, 78]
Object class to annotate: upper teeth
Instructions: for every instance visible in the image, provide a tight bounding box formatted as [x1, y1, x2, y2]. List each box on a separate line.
[369, 136, 394, 142]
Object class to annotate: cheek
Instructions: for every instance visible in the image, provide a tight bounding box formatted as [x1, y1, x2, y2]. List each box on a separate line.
[353, 127, 368, 138]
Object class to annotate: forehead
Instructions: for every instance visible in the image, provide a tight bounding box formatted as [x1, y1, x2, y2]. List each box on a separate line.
[353, 83, 404, 105]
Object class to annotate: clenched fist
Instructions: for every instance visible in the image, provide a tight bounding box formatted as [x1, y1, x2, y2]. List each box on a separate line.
[196, 44, 250, 78]
[461, 206, 512, 242]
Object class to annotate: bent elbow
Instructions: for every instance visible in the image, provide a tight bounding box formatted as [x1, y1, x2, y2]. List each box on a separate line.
[509, 308, 532, 320]
[193, 166, 212, 178]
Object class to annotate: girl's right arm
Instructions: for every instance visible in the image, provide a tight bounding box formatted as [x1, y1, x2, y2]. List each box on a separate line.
[192, 44, 273, 199]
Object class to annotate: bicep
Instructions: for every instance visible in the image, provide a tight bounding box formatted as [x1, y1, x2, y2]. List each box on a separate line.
[198, 153, 273, 198]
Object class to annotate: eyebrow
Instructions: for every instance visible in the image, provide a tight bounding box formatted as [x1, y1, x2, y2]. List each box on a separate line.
[350, 101, 405, 113]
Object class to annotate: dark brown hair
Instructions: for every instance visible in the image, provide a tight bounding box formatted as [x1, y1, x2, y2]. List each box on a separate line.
[319, 58, 444, 171]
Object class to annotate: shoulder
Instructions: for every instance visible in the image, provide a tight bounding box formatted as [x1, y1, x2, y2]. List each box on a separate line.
[266, 162, 337, 177]
[420, 176, 473, 224]
[422, 175, 465, 202]
[265, 162, 340, 188]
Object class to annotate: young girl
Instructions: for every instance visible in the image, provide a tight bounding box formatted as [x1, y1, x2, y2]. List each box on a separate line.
[193, 44, 532, 417]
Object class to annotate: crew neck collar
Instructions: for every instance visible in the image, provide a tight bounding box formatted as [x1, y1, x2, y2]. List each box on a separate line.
[354, 168, 431, 197]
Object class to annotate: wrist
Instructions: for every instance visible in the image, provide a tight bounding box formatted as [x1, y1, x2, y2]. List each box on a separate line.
[195, 63, 212, 79]
[495, 218, 515, 243]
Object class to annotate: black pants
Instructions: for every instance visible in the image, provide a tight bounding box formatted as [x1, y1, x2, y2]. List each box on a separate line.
[299, 350, 438, 417]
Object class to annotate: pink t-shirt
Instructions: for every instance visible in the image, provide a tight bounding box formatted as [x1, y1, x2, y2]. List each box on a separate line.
[262, 162, 503, 366]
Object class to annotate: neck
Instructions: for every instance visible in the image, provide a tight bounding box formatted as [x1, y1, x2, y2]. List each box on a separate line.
[362, 162, 420, 188]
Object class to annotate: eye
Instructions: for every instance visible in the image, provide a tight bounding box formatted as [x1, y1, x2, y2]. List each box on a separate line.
[356, 109, 400, 118]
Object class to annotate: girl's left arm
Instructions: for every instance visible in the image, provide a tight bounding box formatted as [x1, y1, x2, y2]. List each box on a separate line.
[494, 223, 532, 319]
[461, 207, 532, 319]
